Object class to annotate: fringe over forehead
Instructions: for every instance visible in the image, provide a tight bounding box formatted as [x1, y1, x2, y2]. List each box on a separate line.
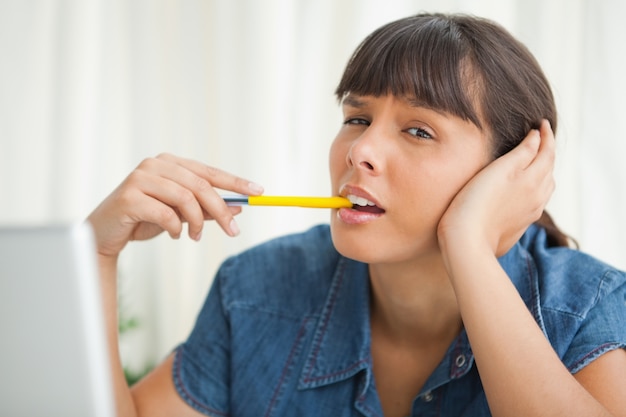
[335, 14, 483, 128]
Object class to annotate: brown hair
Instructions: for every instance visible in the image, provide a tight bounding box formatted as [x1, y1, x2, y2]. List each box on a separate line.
[335, 13, 572, 247]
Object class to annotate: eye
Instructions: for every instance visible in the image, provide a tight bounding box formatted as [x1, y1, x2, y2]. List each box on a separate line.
[343, 117, 370, 126]
[406, 127, 433, 139]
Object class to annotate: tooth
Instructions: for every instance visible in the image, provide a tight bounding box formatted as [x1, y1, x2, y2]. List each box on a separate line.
[347, 194, 377, 207]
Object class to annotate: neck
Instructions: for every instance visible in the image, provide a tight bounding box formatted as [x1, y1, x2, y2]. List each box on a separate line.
[369, 256, 462, 347]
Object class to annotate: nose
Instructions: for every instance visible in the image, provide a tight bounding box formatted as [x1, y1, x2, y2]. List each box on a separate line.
[346, 128, 383, 174]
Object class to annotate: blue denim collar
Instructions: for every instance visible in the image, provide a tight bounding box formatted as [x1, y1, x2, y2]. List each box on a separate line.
[296, 227, 547, 394]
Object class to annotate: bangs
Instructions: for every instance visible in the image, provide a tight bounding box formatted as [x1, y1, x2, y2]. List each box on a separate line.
[335, 15, 483, 128]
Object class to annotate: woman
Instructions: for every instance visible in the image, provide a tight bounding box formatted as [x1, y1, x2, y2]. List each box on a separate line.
[89, 13, 626, 417]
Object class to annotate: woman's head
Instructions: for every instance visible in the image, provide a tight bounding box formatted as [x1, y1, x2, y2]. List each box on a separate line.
[330, 13, 572, 253]
[335, 13, 557, 158]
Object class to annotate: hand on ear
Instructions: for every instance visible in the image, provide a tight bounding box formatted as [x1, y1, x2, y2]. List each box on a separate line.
[438, 120, 555, 257]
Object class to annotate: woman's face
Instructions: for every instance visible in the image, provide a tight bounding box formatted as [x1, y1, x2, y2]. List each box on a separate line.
[329, 94, 492, 265]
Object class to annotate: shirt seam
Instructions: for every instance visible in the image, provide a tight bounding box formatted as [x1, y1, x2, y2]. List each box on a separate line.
[227, 302, 317, 321]
[304, 358, 370, 384]
[541, 306, 585, 320]
[568, 342, 626, 373]
[524, 250, 549, 336]
[540, 269, 621, 320]
[173, 346, 229, 417]
[263, 317, 311, 417]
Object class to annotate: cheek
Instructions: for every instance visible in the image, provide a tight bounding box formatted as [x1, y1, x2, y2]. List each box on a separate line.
[416, 157, 488, 212]
[328, 138, 347, 184]
[399, 159, 479, 222]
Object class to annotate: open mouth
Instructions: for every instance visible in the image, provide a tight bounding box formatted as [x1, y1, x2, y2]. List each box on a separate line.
[347, 194, 385, 214]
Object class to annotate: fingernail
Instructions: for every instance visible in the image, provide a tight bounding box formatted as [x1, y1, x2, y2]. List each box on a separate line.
[193, 230, 202, 241]
[229, 219, 240, 237]
[248, 182, 264, 195]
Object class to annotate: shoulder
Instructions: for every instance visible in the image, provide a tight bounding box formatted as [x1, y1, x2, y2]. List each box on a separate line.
[511, 225, 626, 370]
[215, 224, 342, 316]
[518, 225, 626, 317]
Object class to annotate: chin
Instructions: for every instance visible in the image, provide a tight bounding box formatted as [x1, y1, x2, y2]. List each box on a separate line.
[329, 219, 392, 263]
[329, 217, 439, 265]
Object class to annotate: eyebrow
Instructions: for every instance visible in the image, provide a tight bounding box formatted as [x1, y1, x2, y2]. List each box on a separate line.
[407, 96, 451, 117]
[407, 97, 431, 108]
[341, 95, 367, 108]
[342, 93, 433, 109]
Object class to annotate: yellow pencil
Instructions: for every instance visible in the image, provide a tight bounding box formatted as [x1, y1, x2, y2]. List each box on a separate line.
[222, 195, 352, 209]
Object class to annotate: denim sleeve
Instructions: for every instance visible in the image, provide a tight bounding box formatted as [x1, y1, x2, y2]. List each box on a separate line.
[172, 272, 230, 416]
[563, 271, 626, 374]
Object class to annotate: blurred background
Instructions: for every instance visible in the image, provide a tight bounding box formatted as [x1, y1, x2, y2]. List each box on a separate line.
[1, 0, 625, 376]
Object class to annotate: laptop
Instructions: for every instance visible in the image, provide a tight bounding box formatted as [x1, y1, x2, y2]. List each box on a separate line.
[0, 222, 115, 417]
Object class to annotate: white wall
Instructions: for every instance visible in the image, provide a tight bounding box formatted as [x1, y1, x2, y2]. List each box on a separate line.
[1, 0, 624, 372]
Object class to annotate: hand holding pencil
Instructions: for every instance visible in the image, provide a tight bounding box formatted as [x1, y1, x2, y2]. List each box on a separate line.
[88, 152, 352, 253]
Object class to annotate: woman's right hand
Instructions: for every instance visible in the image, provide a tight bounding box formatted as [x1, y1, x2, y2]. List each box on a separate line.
[87, 153, 264, 259]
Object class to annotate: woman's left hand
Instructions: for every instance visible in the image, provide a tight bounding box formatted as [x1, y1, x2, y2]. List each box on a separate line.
[437, 120, 556, 258]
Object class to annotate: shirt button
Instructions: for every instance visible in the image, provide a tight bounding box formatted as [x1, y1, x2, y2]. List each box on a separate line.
[423, 391, 434, 402]
[455, 354, 466, 368]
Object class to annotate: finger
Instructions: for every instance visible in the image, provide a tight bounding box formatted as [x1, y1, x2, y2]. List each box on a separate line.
[202, 205, 243, 220]
[524, 121, 557, 217]
[152, 160, 242, 237]
[532, 119, 556, 172]
[136, 156, 255, 237]
[157, 153, 264, 196]
[492, 128, 541, 174]
[136, 172, 206, 240]
[516, 128, 542, 170]
[120, 188, 184, 240]
[523, 120, 556, 196]
[155, 154, 263, 237]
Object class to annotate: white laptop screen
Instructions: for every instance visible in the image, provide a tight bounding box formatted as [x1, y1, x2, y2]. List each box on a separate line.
[0, 223, 114, 417]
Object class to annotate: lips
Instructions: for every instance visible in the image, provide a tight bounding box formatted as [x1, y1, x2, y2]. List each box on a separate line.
[336, 186, 386, 225]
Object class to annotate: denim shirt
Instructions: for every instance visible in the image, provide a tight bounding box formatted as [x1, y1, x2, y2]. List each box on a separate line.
[173, 224, 626, 416]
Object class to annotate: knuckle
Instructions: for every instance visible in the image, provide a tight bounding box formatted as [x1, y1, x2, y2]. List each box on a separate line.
[234, 176, 250, 189]
[121, 172, 139, 189]
[136, 156, 160, 171]
[176, 188, 196, 205]
[115, 187, 134, 206]
[215, 210, 233, 226]
[113, 181, 140, 207]
[156, 205, 179, 225]
[155, 152, 174, 160]
[111, 192, 131, 212]
[193, 175, 213, 193]
[203, 164, 222, 178]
